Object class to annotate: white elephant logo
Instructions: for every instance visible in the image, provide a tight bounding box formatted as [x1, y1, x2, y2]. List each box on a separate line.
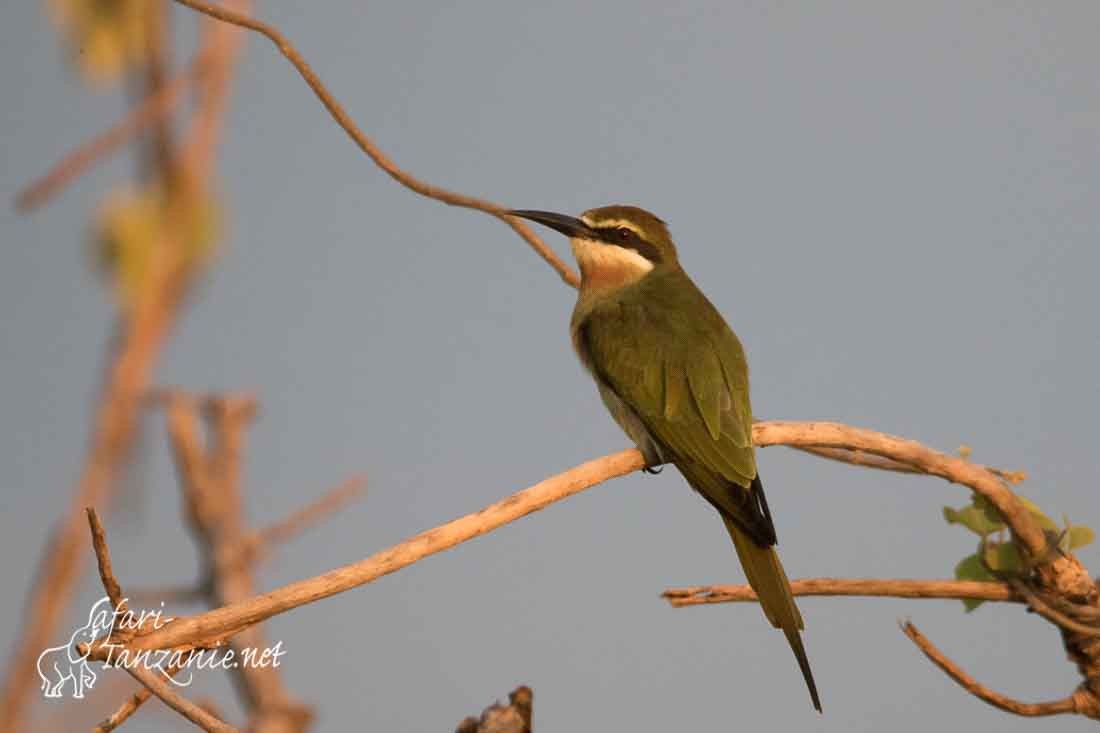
[37, 597, 114, 699]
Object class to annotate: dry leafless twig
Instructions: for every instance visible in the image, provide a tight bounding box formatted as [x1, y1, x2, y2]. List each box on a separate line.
[83, 508, 240, 732]
[168, 0, 580, 287]
[121, 664, 239, 733]
[902, 621, 1079, 717]
[663, 579, 1018, 607]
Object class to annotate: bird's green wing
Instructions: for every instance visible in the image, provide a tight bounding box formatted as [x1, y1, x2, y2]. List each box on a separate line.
[579, 269, 757, 486]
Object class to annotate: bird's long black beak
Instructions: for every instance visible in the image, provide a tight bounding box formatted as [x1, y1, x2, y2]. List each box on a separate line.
[508, 209, 595, 238]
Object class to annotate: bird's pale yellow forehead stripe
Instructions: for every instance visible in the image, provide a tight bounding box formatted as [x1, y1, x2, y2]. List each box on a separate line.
[578, 216, 645, 236]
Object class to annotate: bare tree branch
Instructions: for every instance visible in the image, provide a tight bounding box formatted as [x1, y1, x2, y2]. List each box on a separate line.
[130, 448, 645, 652]
[751, 422, 1061, 573]
[83, 503, 201, 731]
[663, 579, 1018, 607]
[790, 445, 924, 474]
[901, 621, 1078, 717]
[86, 508, 128, 614]
[121, 664, 239, 733]
[91, 664, 187, 733]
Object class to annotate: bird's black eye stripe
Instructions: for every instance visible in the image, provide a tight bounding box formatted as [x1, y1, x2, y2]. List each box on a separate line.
[594, 226, 662, 263]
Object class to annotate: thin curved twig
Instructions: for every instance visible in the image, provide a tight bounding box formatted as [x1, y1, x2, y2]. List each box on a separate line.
[662, 578, 1018, 607]
[170, 0, 580, 288]
[901, 621, 1078, 717]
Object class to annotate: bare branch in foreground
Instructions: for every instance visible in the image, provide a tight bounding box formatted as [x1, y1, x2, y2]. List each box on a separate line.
[901, 621, 1078, 718]
[116, 421, 1089, 652]
[91, 664, 188, 733]
[663, 579, 1018, 607]
[86, 508, 127, 614]
[92, 682, 159, 733]
[121, 664, 239, 733]
[82, 506, 207, 731]
[131, 448, 645, 651]
[73, 420, 1099, 721]
[169, 0, 580, 288]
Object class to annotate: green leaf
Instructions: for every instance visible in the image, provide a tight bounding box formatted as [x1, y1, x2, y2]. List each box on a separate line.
[973, 494, 1005, 526]
[1067, 525, 1096, 551]
[981, 541, 1022, 573]
[1016, 495, 1059, 532]
[973, 493, 1059, 532]
[943, 504, 1004, 536]
[954, 554, 994, 612]
[955, 553, 994, 582]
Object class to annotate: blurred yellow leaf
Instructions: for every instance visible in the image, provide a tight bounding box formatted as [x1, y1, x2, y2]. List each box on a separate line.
[93, 182, 221, 310]
[48, 0, 151, 85]
[1066, 524, 1096, 552]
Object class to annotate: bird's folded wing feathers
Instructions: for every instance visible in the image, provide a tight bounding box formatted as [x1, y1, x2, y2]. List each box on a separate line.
[581, 284, 756, 486]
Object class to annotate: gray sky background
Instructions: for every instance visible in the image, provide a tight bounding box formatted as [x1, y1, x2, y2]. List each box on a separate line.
[3, 2, 1099, 731]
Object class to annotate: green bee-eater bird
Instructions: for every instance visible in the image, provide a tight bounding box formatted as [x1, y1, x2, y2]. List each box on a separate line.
[510, 205, 821, 711]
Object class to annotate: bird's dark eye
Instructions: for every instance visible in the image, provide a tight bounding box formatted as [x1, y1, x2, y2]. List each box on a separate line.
[617, 227, 632, 240]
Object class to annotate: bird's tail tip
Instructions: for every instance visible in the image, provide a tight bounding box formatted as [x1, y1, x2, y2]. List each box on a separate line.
[784, 628, 822, 713]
